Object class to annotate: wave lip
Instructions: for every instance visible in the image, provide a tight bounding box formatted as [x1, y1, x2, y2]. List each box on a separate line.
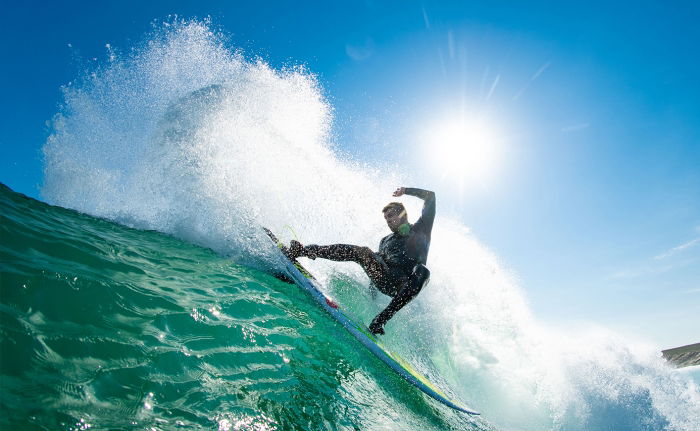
[42, 19, 334, 264]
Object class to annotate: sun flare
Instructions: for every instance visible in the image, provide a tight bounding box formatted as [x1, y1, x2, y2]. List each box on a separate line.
[424, 118, 501, 187]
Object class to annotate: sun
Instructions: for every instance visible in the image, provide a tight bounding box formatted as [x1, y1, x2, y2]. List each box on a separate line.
[424, 118, 501, 188]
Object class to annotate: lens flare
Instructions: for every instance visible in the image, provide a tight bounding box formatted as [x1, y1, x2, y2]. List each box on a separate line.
[424, 118, 501, 188]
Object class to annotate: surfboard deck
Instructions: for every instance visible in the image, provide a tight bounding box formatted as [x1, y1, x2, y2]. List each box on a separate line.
[264, 228, 479, 415]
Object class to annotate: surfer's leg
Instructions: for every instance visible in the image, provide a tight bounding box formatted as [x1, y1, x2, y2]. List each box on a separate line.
[308, 244, 386, 279]
[290, 242, 389, 285]
[369, 264, 430, 335]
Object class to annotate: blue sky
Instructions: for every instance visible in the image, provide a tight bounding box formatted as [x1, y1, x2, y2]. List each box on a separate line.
[2, 1, 699, 347]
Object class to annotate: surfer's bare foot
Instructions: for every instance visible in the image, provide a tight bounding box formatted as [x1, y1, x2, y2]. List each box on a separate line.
[369, 318, 385, 335]
[289, 242, 320, 260]
[288, 240, 304, 259]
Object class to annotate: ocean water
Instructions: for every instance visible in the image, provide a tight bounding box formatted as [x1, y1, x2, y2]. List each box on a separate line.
[2, 19, 699, 430]
[1, 183, 489, 430]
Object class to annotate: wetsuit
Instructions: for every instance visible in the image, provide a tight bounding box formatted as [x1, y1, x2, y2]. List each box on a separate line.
[376, 188, 435, 293]
[297, 188, 435, 334]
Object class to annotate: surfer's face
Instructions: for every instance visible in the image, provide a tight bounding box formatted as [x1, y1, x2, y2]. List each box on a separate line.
[383, 207, 407, 232]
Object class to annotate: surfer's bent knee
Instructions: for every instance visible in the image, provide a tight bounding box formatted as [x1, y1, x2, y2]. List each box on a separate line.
[357, 246, 375, 263]
[409, 264, 430, 295]
[412, 263, 430, 280]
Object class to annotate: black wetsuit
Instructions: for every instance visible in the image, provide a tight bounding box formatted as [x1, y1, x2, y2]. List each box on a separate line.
[299, 188, 436, 334]
[375, 188, 435, 295]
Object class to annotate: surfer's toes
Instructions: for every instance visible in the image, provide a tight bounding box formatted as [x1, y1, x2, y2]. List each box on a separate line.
[369, 319, 385, 336]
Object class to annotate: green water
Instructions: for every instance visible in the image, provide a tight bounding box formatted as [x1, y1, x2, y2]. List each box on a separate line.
[0, 184, 489, 430]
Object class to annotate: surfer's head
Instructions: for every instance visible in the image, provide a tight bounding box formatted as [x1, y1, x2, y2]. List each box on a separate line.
[382, 202, 408, 233]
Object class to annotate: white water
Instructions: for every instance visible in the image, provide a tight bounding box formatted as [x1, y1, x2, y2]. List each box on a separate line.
[42, 19, 700, 431]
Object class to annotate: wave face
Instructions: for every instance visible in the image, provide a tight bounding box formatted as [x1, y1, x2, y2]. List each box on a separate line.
[3, 19, 696, 430]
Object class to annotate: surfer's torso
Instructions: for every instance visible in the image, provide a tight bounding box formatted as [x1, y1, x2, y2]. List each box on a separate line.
[377, 188, 435, 279]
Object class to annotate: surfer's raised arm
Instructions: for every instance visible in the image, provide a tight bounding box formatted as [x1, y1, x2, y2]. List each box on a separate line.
[394, 187, 435, 235]
[393, 186, 434, 200]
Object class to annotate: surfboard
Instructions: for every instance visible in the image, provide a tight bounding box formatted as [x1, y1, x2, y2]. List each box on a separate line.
[264, 228, 479, 415]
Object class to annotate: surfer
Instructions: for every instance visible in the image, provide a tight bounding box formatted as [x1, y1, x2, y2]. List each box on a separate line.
[288, 187, 435, 335]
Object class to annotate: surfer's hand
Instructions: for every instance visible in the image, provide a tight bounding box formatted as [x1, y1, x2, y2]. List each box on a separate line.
[392, 187, 405, 197]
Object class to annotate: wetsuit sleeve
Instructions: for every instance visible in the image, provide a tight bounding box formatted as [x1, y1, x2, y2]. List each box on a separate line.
[404, 187, 435, 235]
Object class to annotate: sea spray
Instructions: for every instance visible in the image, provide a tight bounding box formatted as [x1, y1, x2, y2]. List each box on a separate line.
[39, 19, 700, 430]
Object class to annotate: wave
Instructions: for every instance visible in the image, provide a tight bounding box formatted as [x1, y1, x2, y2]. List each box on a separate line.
[23, 18, 700, 430]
